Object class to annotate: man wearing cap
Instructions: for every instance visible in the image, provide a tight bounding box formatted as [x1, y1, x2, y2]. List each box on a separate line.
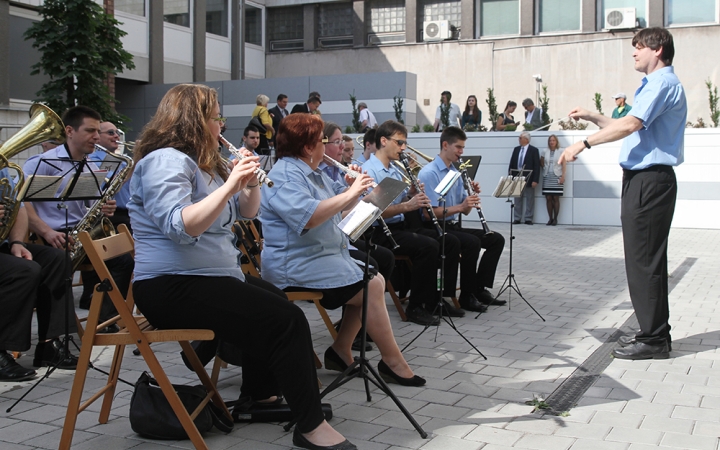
[358, 102, 377, 132]
[611, 93, 632, 118]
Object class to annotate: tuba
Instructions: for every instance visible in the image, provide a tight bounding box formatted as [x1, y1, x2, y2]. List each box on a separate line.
[0, 104, 66, 241]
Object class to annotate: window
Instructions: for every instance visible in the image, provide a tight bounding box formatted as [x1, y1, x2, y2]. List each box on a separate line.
[667, 0, 717, 25]
[245, 4, 263, 46]
[599, 0, 647, 28]
[164, 0, 190, 27]
[367, 0, 406, 34]
[479, 0, 519, 36]
[539, 0, 580, 32]
[422, 0, 462, 30]
[116, 0, 145, 16]
[207, 0, 229, 37]
[318, 2, 353, 37]
[268, 6, 304, 42]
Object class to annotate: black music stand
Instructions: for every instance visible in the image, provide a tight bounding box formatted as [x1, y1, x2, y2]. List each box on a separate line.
[487, 170, 545, 322]
[283, 177, 428, 439]
[7, 157, 122, 413]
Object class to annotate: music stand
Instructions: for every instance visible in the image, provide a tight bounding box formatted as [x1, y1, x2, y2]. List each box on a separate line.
[488, 170, 545, 322]
[7, 157, 121, 413]
[283, 177, 428, 439]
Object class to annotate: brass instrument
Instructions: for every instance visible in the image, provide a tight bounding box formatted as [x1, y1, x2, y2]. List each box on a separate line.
[219, 135, 274, 187]
[116, 130, 135, 155]
[398, 152, 443, 237]
[457, 158, 492, 235]
[69, 150, 133, 270]
[0, 104, 66, 241]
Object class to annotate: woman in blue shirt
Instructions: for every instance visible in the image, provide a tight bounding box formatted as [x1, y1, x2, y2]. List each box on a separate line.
[128, 84, 355, 450]
[261, 113, 424, 387]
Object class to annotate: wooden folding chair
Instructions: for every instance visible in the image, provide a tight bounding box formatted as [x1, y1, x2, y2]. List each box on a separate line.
[60, 225, 232, 450]
[386, 255, 412, 321]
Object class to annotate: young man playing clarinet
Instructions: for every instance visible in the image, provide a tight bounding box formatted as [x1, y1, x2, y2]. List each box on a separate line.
[418, 127, 506, 311]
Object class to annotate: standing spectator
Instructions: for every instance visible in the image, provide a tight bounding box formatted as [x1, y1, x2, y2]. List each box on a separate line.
[522, 98, 543, 130]
[291, 95, 322, 115]
[496, 101, 520, 131]
[251, 94, 274, 155]
[508, 131, 541, 225]
[433, 91, 461, 131]
[461, 95, 482, 130]
[540, 135, 566, 226]
[611, 93, 632, 118]
[268, 94, 289, 146]
[358, 102, 377, 131]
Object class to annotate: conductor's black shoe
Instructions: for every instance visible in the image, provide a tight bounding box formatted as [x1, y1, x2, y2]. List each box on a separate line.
[477, 289, 506, 306]
[426, 299, 465, 317]
[378, 360, 426, 387]
[619, 335, 672, 352]
[405, 305, 440, 326]
[458, 294, 487, 313]
[612, 341, 670, 360]
[292, 427, 357, 450]
[0, 351, 36, 382]
[33, 339, 78, 370]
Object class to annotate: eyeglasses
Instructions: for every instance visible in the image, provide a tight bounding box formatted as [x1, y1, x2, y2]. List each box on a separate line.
[326, 138, 343, 146]
[100, 130, 118, 136]
[321, 136, 329, 144]
[212, 116, 227, 124]
[389, 138, 407, 147]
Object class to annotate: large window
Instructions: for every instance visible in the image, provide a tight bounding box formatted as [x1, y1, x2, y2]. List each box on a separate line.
[268, 6, 304, 42]
[207, 0, 229, 37]
[367, 0, 406, 34]
[318, 2, 353, 37]
[599, 0, 647, 28]
[116, 0, 145, 16]
[422, 0, 462, 30]
[667, 0, 717, 25]
[245, 4, 263, 46]
[479, 0, 519, 36]
[539, 0, 580, 32]
[164, 0, 190, 27]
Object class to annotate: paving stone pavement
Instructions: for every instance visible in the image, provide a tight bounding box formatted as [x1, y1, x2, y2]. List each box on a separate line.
[2, 222, 719, 450]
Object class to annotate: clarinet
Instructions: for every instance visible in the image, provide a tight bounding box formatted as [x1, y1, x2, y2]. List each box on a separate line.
[322, 155, 399, 250]
[219, 135, 274, 187]
[398, 152, 443, 237]
[458, 158, 493, 235]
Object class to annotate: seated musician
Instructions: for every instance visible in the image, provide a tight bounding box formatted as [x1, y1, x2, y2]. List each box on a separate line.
[22, 106, 133, 331]
[127, 84, 355, 450]
[417, 127, 506, 311]
[260, 113, 425, 387]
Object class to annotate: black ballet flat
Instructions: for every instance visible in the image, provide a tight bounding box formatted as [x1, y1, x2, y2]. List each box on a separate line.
[292, 427, 357, 450]
[377, 360, 426, 387]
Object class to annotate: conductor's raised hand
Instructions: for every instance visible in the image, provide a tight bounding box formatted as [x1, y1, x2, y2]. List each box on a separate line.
[568, 107, 592, 121]
[558, 141, 585, 164]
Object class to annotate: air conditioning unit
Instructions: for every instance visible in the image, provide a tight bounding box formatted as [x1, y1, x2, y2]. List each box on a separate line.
[424, 20, 451, 42]
[604, 8, 636, 30]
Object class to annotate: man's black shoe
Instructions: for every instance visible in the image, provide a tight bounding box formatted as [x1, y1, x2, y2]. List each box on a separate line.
[33, 338, 79, 370]
[78, 290, 92, 310]
[0, 351, 36, 381]
[406, 306, 440, 326]
[612, 341, 670, 360]
[618, 335, 672, 352]
[426, 299, 465, 318]
[525, 221, 533, 225]
[458, 294, 488, 313]
[477, 289, 506, 306]
[512, 220, 521, 225]
[98, 323, 120, 334]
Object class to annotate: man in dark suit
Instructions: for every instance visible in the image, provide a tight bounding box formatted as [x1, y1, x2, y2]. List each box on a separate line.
[290, 95, 321, 114]
[268, 94, 288, 146]
[508, 131, 541, 224]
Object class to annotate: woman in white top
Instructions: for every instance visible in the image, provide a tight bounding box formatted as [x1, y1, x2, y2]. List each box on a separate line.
[540, 134, 567, 225]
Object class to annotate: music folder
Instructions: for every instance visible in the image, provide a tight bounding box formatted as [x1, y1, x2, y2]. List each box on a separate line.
[338, 177, 407, 242]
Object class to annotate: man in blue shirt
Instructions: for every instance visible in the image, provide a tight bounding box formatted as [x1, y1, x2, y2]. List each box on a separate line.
[560, 28, 686, 360]
[418, 127, 506, 311]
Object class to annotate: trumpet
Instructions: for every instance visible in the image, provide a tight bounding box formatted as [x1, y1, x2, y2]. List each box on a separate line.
[458, 158, 492, 235]
[219, 135, 274, 187]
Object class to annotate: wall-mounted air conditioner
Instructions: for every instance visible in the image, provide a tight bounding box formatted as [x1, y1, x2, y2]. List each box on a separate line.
[423, 20, 450, 41]
[604, 8, 636, 30]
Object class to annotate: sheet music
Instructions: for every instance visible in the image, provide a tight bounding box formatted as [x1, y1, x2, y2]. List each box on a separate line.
[493, 176, 512, 198]
[510, 176, 526, 197]
[18, 175, 63, 201]
[60, 171, 106, 198]
[338, 201, 381, 242]
[434, 171, 462, 197]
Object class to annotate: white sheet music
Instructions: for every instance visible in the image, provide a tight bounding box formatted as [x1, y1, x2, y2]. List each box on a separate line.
[59, 171, 107, 198]
[18, 175, 63, 201]
[338, 201, 381, 242]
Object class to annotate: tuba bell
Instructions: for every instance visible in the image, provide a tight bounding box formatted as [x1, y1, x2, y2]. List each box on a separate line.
[0, 104, 66, 240]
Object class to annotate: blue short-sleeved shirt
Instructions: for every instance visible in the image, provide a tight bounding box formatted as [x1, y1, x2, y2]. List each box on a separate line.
[128, 148, 250, 281]
[361, 154, 409, 224]
[260, 157, 363, 289]
[88, 148, 131, 208]
[620, 66, 687, 170]
[418, 156, 466, 222]
[355, 153, 368, 165]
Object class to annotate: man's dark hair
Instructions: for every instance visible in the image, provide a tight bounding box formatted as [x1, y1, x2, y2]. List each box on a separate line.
[441, 90, 452, 102]
[276, 94, 288, 102]
[308, 95, 322, 105]
[309, 91, 321, 99]
[244, 125, 260, 137]
[375, 120, 407, 148]
[363, 129, 376, 149]
[632, 27, 675, 66]
[440, 126, 467, 147]
[62, 105, 101, 130]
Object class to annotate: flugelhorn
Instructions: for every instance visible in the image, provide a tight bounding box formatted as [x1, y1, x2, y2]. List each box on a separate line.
[458, 158, 492, 235]
[219, 135, 274, 187]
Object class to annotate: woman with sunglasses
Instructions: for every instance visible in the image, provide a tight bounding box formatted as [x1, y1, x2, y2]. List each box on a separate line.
[261, 114, 424, 387]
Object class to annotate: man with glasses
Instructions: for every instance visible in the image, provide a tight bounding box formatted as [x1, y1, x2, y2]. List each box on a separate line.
[363, 120, 465, 325]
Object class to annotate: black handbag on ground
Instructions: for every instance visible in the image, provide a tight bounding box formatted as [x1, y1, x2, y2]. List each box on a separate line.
[129, 371, 233, 440]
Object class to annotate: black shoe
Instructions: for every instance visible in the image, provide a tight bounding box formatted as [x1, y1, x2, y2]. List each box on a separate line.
[351, 335, 373, 352]
[324, 347, 357, 374]
[0, 351, 36, 381]
[406, 306, 440, 326]
[619, 334, 672, 352]
[525, 221, 533, 225]
[458, 294, 487, 313]
[477, 289, 506, 306]
[78, 291, 92, 310]
[612, 341, 670, 360]
[513, 220, 521, 225]
[378, 360, 426, 387]
[426, 299, 465, 318]
[292, 427, 357, 450]
[33, 339, 78, 370]
[98, 324, 120, 334]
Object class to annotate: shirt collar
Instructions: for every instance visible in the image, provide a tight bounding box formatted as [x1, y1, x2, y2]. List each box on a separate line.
[368, 153, 392, 172]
